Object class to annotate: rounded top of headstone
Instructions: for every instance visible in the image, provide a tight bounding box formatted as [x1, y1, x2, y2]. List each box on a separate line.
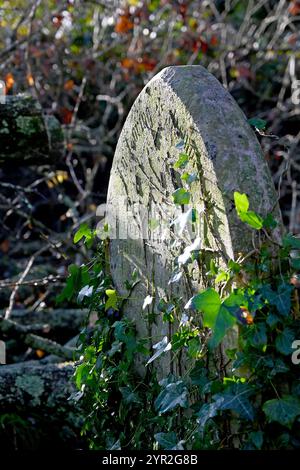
[108, 64, 281, 254]
[106, 65, 282, 375]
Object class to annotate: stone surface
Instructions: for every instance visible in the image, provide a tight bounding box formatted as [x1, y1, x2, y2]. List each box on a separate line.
[0, 360, 84, 449]
[0, 94, 63, 163]
[106, 65, 282, 376]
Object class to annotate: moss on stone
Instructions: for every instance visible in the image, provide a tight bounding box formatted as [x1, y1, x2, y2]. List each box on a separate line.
[15, 116, 43, 135]
[15, 374, 44, 406]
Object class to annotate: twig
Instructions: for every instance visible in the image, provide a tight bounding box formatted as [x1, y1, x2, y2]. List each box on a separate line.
[4, 246, 48, 319]
[0, 274, 65, 289]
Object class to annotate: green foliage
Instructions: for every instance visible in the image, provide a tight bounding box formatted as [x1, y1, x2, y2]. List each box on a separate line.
[234, 192, 264, 229]
[155, 379, 188, 414]
[263, 397, 300, 428]
[154, 432, 184, 450]
[73, 223, 95, 247]
[174, 153, 189, 169]
[172, 188, 190, 205]
[248, 118, 267, 130]
[64, 145, 300, 450]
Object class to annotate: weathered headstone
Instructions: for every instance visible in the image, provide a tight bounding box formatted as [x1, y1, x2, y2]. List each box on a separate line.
[106, 65, 282, 377]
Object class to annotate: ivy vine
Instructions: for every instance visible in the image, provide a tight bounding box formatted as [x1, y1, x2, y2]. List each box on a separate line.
[59, 145, 300, 450]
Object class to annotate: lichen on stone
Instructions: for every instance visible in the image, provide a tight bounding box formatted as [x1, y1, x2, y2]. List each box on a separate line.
[16, 116, 43, 136]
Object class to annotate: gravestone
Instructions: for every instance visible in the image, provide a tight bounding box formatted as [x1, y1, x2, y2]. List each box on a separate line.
[106, 65, 282, 377]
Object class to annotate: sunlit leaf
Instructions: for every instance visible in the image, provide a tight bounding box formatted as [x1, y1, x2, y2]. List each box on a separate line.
[172, 188, 190, 205]
[155, 380, 188, 413]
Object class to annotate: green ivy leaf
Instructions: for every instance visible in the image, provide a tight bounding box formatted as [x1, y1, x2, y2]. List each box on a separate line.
[261, 283, 293, 317]
[120, 386, 142, 405]
[208, 306, 237, 349]
[155, 380, 188, 414]
[181, 172, 198, 185]
[213, 382, 255, 421]
[215, 270, 230, 283]
[186, 288, 221, 324]
[248, 117, 267, 130]
[234, 192, 249, 213]
[172, 188, 190, 205]
[186, 289, 236, 348]
[266, 313, 280, 328]
[75, 362, 90, 389]
[223, 292, 246, 308]
[283, 234, 300, 250]
[56, 264, 89, 303]
[263, 213, 278, 230]
[154, 432, 184, 450]
[245, 324, 267, 349]
[196, 401, 222, 435]
[74, 223, 93, 244]
[275, 328, 295, 356]
[174, 153, 189, 169]
[291, 258, 300, 271]
[250, 430, 264, 449]
[187, 337, 201, 359]
[263, 396, 300, 428]
[234, 192, 263, 230]
[238, 210, 264, 230]
[105, 289, 118, 311]
[146, 336, 171, 365]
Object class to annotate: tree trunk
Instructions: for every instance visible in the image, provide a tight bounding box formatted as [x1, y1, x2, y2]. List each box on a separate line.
[0, 95, 63, 163]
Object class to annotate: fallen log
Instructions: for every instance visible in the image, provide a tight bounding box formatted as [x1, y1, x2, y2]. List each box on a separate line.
[0, 361, 85, 449]
[3, 308, 88, 332]
[0, 360, 75, 408]
[0, 315, 78, 360]
[0, 94, 63, 163]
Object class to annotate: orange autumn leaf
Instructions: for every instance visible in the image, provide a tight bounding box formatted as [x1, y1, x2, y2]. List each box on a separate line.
[5, 73, 14, 91]
[121, 57, 156, 73]
[121, 57, 135, 69]
[64, 79, 75, 91]
[115, 15, 133, 33]
[240, 306, 254, 325]
[136, 59, 156, 73]
[61, 108, 73, 124]
[27, 74, 34, 86]
[289, 1, 300, 15]
[192, 39, 208, 54]
[210, 35, 218, 46]
[36, 349, 45, 358]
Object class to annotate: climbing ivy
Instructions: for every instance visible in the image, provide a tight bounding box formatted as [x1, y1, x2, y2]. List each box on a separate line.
[61, 146, 300, 450]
